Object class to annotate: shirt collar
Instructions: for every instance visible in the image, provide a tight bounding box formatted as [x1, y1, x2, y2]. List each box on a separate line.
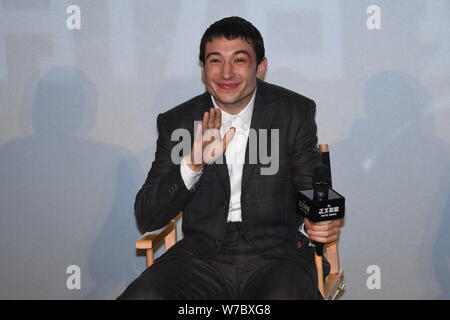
[210, 88, 256, 129]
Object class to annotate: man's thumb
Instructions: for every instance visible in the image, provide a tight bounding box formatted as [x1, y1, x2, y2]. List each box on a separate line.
[222, 127, 236, 151]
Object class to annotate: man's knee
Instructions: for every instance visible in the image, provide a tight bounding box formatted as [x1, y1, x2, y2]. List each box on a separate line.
[116, 276, 166, 300]
[257, 284, 319, 300]
[242, 259, 319, 300]
[116, 264, 170, 300]
[116, 256, 233, 300]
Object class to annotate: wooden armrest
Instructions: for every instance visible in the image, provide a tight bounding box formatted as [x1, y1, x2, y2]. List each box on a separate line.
[136, 213, 182, 267]
[136, 221, 176, 250]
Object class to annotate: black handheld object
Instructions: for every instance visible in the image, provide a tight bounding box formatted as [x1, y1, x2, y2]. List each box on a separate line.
[298, 166, 345, 223]
[313, 164, 330, 201]
[298, 146, 345, 256]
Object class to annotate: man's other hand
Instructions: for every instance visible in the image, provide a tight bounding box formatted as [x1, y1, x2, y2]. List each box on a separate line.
[304, 218, 342, 244]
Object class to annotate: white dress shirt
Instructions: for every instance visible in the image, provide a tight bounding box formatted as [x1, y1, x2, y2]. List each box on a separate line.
[180, 89, 256, 222]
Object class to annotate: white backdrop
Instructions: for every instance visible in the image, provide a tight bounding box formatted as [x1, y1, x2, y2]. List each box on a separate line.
[0, 0, 449, 299]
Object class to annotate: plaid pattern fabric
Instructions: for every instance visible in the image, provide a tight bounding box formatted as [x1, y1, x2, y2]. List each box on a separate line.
[135, 79, 320, 267]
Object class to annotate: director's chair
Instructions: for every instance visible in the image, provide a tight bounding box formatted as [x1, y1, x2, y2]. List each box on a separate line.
[136, 144, 345, 300]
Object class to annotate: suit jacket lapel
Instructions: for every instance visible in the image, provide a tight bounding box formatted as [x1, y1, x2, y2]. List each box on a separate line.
[241, 80, 276, 189]
[190, 91, 213, 121]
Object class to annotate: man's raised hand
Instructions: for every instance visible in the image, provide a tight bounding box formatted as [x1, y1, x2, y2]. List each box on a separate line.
[186, 108, 235, 172]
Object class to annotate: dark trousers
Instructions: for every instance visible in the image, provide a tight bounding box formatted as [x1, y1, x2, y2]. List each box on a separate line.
[117, 222, 322, 300]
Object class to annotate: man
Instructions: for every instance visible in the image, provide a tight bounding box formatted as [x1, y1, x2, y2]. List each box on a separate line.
[118, 16, 341, 300]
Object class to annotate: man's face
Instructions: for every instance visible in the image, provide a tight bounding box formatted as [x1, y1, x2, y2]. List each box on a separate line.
[201, 37, 267, 114]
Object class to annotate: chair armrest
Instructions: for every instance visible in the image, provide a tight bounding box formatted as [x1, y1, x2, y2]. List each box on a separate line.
[136, 219, 176, 250]
[135, 213, 182, 267]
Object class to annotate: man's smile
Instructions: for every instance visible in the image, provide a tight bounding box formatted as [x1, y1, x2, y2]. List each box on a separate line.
[216, 82, 240, 90]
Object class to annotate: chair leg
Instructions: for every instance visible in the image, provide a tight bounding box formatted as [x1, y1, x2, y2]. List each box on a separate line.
[326, 242, 340, 274]
[164, 227, 177, 250]
[146, 248, 154, 267]
[315, 253, 324, 297]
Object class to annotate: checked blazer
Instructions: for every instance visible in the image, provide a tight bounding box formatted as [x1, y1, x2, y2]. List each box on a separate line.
[135, 79, 320, 268]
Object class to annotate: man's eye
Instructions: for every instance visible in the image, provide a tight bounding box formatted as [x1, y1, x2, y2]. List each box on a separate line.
[234, 58, 247, 64]
[208, 59, 221, 63]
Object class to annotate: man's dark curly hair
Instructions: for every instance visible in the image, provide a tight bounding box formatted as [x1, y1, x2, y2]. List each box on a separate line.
[199, 16, 265, 65]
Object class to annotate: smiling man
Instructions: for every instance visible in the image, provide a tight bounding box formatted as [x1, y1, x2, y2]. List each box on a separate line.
[201, 37, 266, 114]
[118, 16, 341, 300]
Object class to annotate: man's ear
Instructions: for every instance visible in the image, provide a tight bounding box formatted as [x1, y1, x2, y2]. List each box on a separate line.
[200, 62, 206, 84]
[257, 57, 268, 80]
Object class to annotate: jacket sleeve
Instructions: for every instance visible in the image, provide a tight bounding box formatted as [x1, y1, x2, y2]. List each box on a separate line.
[134, 112, 196, 232]
[290, 98, 321, 192]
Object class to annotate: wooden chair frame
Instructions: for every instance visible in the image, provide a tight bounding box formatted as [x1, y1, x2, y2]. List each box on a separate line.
[136, 213, 345, 300]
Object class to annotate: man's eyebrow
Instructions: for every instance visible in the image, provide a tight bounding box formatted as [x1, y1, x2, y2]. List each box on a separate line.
[205, 52, 221, 60]
[205, 50, 251, 60]
[233, 50, 250, 57]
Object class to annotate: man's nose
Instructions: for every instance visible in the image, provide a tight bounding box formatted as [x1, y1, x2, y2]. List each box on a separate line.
[220, 61, 234, 79]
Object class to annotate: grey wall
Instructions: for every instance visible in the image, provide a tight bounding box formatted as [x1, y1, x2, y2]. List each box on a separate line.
[0, 0, 449, 299]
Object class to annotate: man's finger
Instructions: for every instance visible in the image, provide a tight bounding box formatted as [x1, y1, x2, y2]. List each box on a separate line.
[305, 218, 333, 225]
[203, 111, 209, 131]
[194, 122, 203, 142]
[307, 228, 339, 238]
[310, 235, 338, 244]
[222, 127, 236, 151]
[305, 219, 340, 231]
[306, 223, 336, 232]
[214, 108, 221, 129]
[191, 123, 204, 165]
[208, 108, 215, 129]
